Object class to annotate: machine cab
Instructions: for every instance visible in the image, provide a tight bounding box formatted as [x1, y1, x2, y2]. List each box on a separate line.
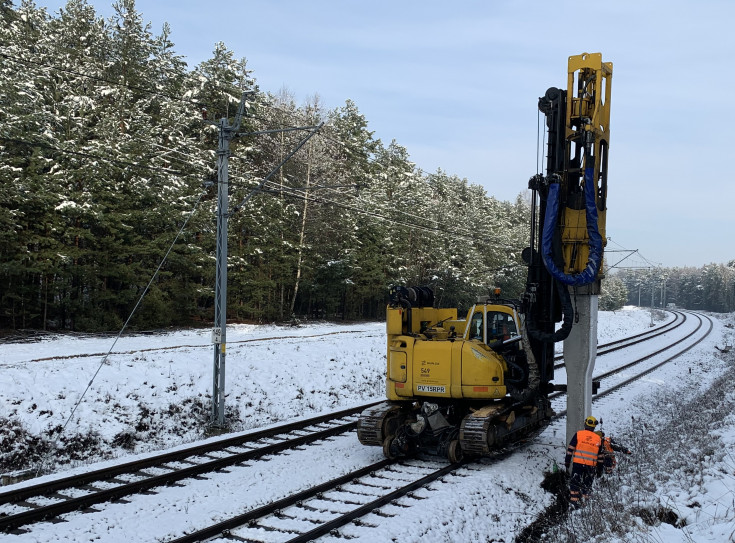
[465, 297, 521, 348]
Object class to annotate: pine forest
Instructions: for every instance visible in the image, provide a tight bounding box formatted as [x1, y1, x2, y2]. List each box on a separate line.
[1, 1, 732, 332]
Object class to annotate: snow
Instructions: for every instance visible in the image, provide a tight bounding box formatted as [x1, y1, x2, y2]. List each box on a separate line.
[1, 308, 734, 542]
[1, 322, 385, 445]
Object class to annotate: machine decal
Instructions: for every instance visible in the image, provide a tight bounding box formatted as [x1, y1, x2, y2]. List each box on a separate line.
[471, 347, 486, 360]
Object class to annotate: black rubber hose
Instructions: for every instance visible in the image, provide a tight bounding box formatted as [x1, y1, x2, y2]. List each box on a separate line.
[527, 279, 574, 343]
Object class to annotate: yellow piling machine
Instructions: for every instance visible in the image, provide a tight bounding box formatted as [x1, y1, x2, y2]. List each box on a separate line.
[357, 53, 611, 461]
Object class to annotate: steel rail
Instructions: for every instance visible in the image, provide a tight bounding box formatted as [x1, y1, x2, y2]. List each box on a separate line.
[0, 403, 380, 532]
[167, 459, 466, 543]
[553, 310, 685, 369]
[554, 312, 712, 417]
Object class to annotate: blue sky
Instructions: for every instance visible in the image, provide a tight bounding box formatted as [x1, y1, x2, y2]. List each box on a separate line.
[32, 0, 735, 269]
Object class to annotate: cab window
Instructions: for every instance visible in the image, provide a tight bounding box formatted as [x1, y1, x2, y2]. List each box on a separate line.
[469, 311, 483, 340]
[486, 311, 518, 342]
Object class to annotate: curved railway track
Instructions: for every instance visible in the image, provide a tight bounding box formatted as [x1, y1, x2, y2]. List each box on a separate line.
[551, 311, 713, 416]
[553, 309, 685, 370]
[0, 311, 714, 541]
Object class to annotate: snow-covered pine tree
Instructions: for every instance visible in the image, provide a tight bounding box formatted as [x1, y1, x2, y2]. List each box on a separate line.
[321, 100, 384, 319]
[0, 1, 552, 329]
[0, 2, 62, 329]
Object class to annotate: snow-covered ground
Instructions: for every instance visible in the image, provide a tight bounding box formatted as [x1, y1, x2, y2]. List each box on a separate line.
[1, 307, 734, 542]
[0, 322, 386, 470]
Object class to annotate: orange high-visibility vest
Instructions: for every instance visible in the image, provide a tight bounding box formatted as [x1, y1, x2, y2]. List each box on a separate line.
[570, 429, 601, 466]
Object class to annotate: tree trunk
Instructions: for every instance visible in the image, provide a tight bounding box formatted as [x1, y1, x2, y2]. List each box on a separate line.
[43, 274, 48, 331]
[290, 140, 312, 316]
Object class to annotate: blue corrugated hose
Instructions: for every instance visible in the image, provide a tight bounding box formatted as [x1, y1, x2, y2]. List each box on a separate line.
[541, 167, 603, 286]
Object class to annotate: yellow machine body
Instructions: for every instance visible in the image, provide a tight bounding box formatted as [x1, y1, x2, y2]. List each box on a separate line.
[385, 302, 523, 402]
[561, 53, 612, 277]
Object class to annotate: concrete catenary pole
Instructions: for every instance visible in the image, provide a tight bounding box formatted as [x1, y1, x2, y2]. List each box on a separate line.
[564, 287, 598, 444]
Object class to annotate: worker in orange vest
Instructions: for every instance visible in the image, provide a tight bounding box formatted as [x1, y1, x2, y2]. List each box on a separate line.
[565, 415, 602, 505]
[595, 430, 632, 477]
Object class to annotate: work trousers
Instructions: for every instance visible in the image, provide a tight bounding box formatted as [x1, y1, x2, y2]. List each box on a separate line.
[569, 463, 596, 504]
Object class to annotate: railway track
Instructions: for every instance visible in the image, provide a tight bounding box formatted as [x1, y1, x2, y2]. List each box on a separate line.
[553, 309, 684, 370]
[0, 403, 379, 534]
[0, 311, 713, 541]
[168, 457, 465, 543]
[162, 312, 713, 543]
[550, 311, 713, 415]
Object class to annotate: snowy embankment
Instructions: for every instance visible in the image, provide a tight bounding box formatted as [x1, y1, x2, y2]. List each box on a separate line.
[1, 308, 734, 542]
[537, 309, 735, 543]
[0, 322, 386, 472]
